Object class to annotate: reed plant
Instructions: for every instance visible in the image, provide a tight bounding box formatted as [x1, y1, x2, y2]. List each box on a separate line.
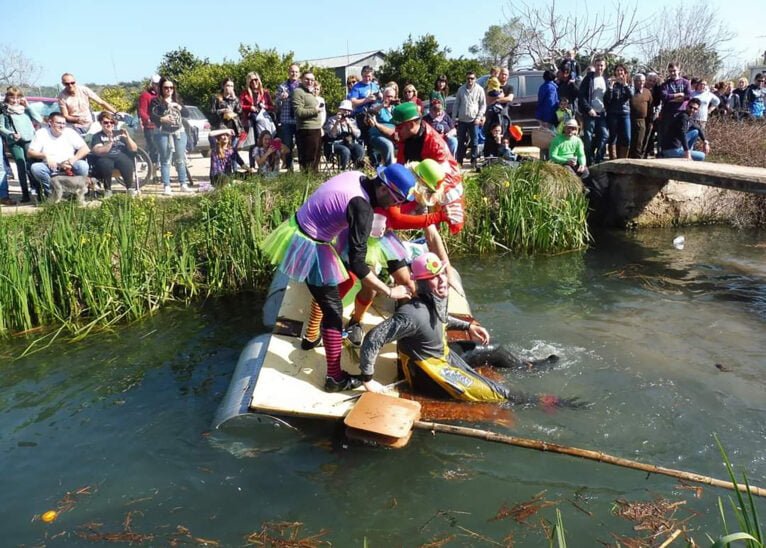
[0, 163, 588, 341]
[454, 162, 590, 255]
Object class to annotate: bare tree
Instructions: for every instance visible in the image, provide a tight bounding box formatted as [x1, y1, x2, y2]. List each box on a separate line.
[638, 3, 732, 79]
[504, 0, 649, 70]
[0, 45, 41, 87]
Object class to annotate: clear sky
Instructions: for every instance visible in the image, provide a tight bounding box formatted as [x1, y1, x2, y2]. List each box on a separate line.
[7, 0, 764, 88]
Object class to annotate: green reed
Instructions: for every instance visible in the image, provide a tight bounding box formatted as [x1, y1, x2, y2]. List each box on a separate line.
[456, 162, 590, 255]
[0, 165, 588, 341]
[0, 173, 318, 340]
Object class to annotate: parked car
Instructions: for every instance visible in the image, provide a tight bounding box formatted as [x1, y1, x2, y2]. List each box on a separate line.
[25, 96, 59, 126]
[183, 105, 211, 156]
[476, 70, 546, 135]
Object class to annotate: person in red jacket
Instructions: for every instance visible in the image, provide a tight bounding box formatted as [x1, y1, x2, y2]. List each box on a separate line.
[137, 75, 160, 173]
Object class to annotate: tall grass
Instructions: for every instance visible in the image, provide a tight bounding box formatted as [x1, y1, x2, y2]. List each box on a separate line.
[454, 162, 590, 255]
[0, 163, 589, 340]
[0, 174, 313, 340]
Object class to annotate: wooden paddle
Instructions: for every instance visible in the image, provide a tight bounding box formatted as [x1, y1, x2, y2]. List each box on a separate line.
[344, 393, 766, 498]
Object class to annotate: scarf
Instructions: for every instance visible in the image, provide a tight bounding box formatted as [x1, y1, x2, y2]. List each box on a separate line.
[6, 104, 25, 115]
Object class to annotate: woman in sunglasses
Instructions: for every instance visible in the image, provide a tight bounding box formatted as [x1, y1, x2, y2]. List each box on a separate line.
[150, 77, 191, 195]
[89, 111, 138, 196]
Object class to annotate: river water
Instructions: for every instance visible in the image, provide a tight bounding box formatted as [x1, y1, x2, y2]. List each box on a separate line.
[2, 226, 764, 546]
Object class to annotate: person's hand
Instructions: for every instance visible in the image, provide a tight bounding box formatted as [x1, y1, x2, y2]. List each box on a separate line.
[46, 159, 58, 171]
[444, 202, 464, 226]
[363, 379, 385, 393]
[703, 141, 711, 154]
[684, 150, 692, 160]
[589, 109, 597, 117]
[576, 164, 585, 174]
[12, 132, 20, 141]
[19, 97, 27, 107]
[468, 323, 490, 344]
[388, 284, 412, 300]
[566, 158, 577, 166]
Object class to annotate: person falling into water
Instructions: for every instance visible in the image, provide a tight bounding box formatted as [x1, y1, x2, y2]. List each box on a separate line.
[359, 252, 584, 408]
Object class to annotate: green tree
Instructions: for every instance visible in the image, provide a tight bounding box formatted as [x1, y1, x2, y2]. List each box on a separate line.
[647, 44, 722, 80]
[378, 34, 483, 100]
[469, 21, 523, 70]
[99, 86, 140, 113]
[157, 47, 207, 83]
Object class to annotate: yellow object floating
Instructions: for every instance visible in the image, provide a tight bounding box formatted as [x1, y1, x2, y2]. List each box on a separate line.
[41, 510, 58, 523]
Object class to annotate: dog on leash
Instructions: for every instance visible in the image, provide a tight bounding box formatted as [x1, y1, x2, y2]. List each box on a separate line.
[50, 175, 94, 205]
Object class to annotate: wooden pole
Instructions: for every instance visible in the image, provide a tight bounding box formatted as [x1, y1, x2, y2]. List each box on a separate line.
[413, 420, 766, 498]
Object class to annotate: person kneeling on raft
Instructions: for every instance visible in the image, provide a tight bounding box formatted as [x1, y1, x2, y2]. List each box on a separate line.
[359, 252, 584, 408]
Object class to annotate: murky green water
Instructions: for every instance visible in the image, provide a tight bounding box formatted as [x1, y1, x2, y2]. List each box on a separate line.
[2, 226, 764, 546]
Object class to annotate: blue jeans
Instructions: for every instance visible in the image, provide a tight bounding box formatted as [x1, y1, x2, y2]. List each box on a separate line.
[583, 113, 609, 165]
[456, 121, 481, 163]
[156, 131, 188, 186]
[607, 114, 631, 147]
[370, 135, 395, 166]
[279, 122, 297, 169]
[29, 159, 89, 195]
[331, 141, 365, 169]
[0, 139, 8, 199]
[445, 135, 458, 157]
[660, 129, 705, 160]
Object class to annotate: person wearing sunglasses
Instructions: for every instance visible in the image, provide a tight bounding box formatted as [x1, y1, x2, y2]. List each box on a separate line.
[149, 77, 191, 195]
[261, 164, 416, 392]
[659, 97, 710, 161]
[89, 111, 138, 197]
[57, 73, 117, 134]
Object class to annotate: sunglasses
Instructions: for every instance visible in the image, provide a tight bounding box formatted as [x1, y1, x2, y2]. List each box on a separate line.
[163, 86, 174, 90]
[101, 121, 115, 125]
[63, 81, 76, 86]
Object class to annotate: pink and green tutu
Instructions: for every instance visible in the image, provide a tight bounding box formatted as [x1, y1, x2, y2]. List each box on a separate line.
[261, 216, 348, 286]
[335, 229, 409, 273]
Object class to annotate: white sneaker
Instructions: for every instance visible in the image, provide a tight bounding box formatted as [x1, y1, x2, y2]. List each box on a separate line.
[163, 186, 173, 196]
[180, 184, 192, 193]
[128, 188, 138, 198]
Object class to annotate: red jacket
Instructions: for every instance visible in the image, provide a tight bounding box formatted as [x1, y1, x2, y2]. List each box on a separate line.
[396, 123, 465, 234]
[138, 90, 156, 130]
[240, 89, 274, 115]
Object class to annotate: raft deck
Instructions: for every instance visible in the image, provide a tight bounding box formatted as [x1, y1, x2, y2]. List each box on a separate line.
[249, 281, 471, 420]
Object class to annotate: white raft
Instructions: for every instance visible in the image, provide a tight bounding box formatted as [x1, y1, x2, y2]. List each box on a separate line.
[213, 271, 470, 429]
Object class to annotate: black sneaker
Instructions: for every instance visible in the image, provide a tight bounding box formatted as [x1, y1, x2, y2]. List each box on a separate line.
[344, 322, 363, 347]
[301, 336, 321, 350]
[324, 373, 363, 392]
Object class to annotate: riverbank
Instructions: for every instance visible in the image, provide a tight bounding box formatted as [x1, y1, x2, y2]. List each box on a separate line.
[0, 162, 588, 339]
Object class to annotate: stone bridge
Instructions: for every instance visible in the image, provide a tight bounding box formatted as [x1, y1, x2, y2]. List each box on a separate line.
[590, 159, 766, 227]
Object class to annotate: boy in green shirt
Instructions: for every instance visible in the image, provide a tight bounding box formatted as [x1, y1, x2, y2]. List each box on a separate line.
[549, 118, 588, 178]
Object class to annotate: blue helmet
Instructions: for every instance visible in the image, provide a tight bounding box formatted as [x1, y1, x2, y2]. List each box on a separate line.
[376, 164, 416, 203]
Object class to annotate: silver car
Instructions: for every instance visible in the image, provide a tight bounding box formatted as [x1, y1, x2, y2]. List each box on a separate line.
[183, 105, 211, 156]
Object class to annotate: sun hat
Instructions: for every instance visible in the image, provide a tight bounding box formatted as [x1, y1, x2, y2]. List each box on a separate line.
[564, 119, 578, 128]
[411, 252, 446, 280]
[412, 159, 445, 191]
[376, 164, 416, 203]
[339, 99, 353, 112]
[151, 74, 161, 84]
[392, 102, 421, 125]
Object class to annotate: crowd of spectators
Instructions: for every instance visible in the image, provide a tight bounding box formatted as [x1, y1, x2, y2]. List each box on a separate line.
[1, 58, 764, 206]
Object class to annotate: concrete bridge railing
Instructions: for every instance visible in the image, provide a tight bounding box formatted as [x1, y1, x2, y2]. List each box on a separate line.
[590, 159, 766, 227]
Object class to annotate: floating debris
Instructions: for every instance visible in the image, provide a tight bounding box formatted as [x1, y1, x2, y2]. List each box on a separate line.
[611, 497, 695, 546]
[245, 521, 330, 547]
[490, 491, 557, 525]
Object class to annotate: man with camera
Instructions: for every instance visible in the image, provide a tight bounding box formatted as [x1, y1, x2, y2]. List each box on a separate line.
[323, 100, 363, 169]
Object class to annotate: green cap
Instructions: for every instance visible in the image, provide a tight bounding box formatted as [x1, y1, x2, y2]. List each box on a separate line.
[392, 102, 421, 125]
[412, 159, 445, 191]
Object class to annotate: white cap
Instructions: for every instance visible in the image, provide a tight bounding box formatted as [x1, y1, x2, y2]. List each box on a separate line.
[339, 99, 353, 112]
[151, 74, 161, 84]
